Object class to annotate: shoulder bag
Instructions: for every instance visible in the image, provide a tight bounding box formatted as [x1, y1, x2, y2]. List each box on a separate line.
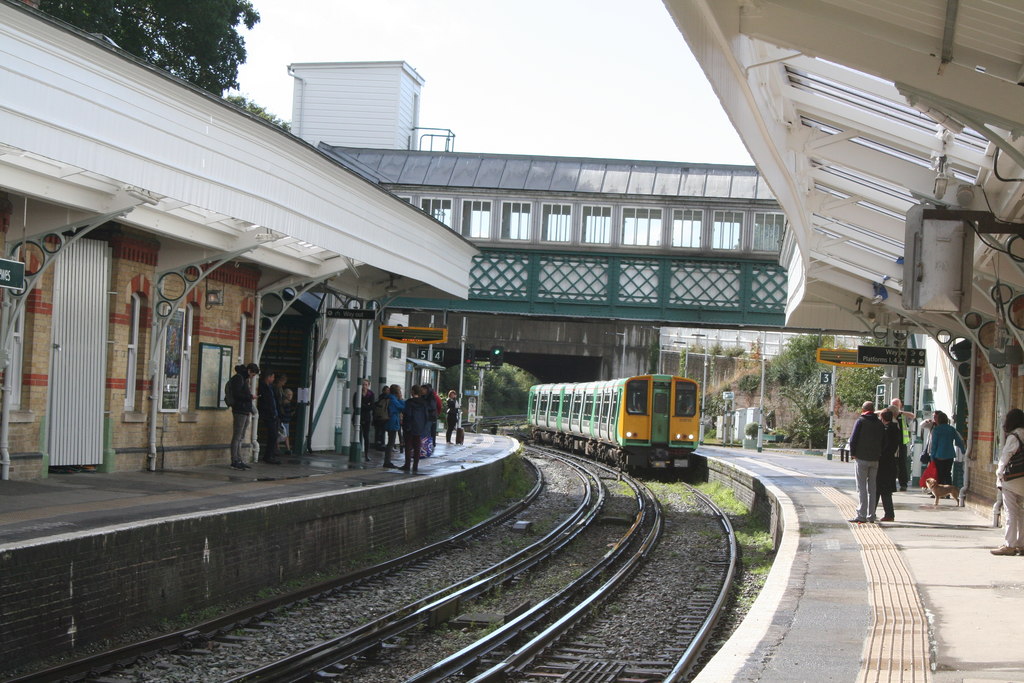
[1004, 434, 1024, 482]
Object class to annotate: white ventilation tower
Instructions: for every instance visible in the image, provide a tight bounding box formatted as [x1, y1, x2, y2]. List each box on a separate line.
[288, 61, 425, 150]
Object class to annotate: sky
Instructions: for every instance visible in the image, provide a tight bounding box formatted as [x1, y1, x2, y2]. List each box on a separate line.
[231, 0, 752, 165]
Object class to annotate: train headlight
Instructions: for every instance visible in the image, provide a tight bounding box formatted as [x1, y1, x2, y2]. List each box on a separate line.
[625, 431, 633, 438]
[688, 434, 694, 439]
[675, 433, 682, 439]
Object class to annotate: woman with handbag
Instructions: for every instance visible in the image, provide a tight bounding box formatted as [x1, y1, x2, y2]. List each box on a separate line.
[993, 408, 1024, 555]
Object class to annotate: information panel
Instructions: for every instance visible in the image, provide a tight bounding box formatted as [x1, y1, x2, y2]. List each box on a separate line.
[379, 326, 448, 344]
[857, 346, 926, 367]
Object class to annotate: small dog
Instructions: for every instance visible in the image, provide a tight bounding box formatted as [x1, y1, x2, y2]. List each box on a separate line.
[925, 478, 960, 506]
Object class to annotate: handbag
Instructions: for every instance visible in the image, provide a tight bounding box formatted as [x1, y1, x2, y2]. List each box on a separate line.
[1004, 435, 1024, 481]
[918, 459, 937, 488]
[919, 450, 930, 464]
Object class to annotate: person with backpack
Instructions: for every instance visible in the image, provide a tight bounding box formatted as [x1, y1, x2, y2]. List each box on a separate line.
[226, 363, 259, 470]
[372, 385, 391, 451]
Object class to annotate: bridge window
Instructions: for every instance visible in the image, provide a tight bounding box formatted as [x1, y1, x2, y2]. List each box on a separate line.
[462, 200, 492, 238]
[625, 379, 649, 415]
[622, 208, 662, 247]
[421, 198, 453, 227]
[542, 204, 572, 242]
[501, 202, 532, 240]
[672, 209, 703, 248]
[753, 212, 785, 252]
[712, 210, 742, 250]
[582, 206, 612, 244]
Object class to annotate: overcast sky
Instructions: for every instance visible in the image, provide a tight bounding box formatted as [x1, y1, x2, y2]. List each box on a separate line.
[231, 0, 752, 165]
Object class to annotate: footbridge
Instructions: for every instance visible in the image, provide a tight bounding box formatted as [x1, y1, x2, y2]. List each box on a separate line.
[324, 148, 789, 328]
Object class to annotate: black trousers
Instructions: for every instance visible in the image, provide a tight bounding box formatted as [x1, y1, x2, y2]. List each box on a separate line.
[935, 458, 954, 485]
[895, 443, 908, 487]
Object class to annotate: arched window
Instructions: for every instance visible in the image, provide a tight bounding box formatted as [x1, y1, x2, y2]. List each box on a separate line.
[8, 306, 24, 409]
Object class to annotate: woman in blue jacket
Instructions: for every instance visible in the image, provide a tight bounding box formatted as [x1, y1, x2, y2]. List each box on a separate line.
[928, 411, 964, 486]
[384, 384, 405, 469]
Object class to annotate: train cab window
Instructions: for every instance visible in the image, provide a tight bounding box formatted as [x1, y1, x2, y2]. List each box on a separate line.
[674, 382, 697, 417]
[625, 379, 649, 415]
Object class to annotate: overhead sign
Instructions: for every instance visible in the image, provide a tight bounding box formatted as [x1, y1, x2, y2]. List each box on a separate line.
[379, 325, 448, 344]
[857, 346, 926, 367]
[0, 258, 25, 291]
[326, 308, 375, 320]
[816, 348, 875, 367]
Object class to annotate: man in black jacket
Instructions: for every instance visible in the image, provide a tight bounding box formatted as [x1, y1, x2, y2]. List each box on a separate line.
[849, 400, 884, 523]
[228, 363, 259, 470]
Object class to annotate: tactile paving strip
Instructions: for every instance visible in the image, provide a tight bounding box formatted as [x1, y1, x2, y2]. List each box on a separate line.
[818, 486, 931, 683]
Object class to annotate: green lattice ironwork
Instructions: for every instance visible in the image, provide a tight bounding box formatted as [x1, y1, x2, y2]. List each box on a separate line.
[396, 248, 786, 325]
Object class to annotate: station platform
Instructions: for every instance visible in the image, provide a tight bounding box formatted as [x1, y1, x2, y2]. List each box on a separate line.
[696, 445, 1022, 683]
[0, 434, 514, 548]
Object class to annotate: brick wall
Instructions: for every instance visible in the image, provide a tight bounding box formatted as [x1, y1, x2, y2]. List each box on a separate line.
[0, 458, 510, 674]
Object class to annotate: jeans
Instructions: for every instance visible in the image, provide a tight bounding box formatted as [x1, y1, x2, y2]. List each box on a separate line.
[854, 458, 880, 521]
[230, 412, 251, 464]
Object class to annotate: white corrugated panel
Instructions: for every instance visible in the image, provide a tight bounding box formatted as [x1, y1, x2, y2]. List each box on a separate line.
[49, 239, 109, 466]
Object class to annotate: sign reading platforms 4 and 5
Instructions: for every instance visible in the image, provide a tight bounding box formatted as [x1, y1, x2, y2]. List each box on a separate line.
[857, 346, 926, 367]
[0, 258, 25, 291]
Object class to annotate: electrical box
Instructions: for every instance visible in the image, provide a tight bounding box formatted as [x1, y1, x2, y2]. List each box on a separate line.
[902, 204, 972, 313]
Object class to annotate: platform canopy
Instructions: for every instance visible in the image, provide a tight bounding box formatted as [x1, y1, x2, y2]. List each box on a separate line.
[665, 0, 1024, 340]
[0, 2, 476, 301]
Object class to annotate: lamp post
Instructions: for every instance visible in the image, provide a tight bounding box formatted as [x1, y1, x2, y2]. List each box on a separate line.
[693, 333, 708, 443]
[757, 330, 766, 453]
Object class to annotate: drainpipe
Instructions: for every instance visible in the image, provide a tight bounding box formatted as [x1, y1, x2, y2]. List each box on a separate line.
[0, 343, 12, 480]
[287, 66, 305, 140]
[146, 354, 159, 471]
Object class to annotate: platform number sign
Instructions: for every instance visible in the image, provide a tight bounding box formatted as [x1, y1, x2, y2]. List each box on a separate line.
[820, 371, 832, 385]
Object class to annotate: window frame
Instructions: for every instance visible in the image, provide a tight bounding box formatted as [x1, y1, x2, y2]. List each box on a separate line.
[712, 210, 743, 251]
[124, 293, 141, 411]
[421, 197, 453, 227]
[500, 201, 532, 241]
[541, 203, 573, 242]
[752, 211, 785, 252]
[462, 199, 492, 239]
[621, 207, 663, 247]
[581, 205, 613, 245]
[671, 208, 703, 249]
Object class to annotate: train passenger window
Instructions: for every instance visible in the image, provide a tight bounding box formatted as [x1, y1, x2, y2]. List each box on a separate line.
[675, 382, 697, 417]
[626, 379, 648, 415]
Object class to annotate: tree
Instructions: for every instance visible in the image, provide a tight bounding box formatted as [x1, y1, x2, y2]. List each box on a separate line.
[225, 95, 290, 131]
[38, 0, 260, 94]
[836, 365, 884, 412]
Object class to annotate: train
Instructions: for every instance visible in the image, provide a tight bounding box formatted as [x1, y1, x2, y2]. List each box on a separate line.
[527, 374, 701, 471]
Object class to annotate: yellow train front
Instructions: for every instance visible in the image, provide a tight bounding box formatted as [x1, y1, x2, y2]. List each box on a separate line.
[527, 375, 700, 471]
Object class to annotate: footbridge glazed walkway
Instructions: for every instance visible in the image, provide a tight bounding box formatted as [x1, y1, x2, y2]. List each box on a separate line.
[698, 445, 1022, 683]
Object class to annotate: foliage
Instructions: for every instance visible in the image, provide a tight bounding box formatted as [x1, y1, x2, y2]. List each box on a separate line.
[439, 364, 538, 416]
[836, 365, 884, 411]
[737, 371, 761, 393]
[39, 0, 260, 94]
[781, 378, 830, 448]
[225, 95, 290, 130]
[745, 422, 760, 438]
[767, 334, 833, 386]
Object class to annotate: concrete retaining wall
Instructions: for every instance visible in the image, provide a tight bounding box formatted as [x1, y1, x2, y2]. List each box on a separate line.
[0, 458, 511, 673]
[700, 455, 785, 551]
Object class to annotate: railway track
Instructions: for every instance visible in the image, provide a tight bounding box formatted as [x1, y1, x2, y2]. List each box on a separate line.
[14, 449, 737, 682]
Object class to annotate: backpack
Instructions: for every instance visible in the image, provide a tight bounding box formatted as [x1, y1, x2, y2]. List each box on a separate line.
[224, 376, 238, 408]
[373, 396, 391, 422]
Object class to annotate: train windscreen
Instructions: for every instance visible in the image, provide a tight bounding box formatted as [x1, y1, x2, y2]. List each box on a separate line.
[625, 379, 648, 415]
[674, 381, 697, 417]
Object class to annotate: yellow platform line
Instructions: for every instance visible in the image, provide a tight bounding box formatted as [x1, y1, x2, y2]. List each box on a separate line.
[817, 486, 931, 683]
